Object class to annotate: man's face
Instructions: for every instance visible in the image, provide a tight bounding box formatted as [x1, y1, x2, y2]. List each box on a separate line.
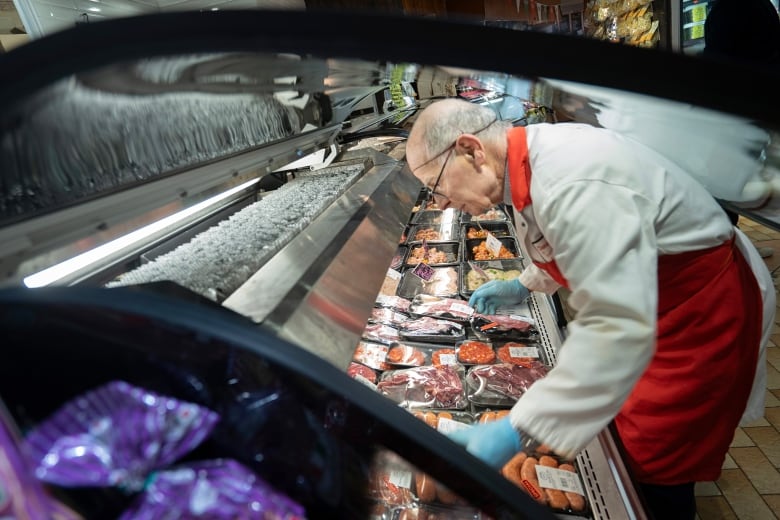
[409, 137, 499, 216]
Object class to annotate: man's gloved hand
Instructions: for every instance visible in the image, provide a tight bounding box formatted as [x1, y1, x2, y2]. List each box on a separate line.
[447, 417, 522, 469]
[468, 279, 530, 315]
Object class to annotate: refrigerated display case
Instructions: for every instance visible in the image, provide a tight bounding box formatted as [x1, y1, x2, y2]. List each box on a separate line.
[1, 8, 779, 520]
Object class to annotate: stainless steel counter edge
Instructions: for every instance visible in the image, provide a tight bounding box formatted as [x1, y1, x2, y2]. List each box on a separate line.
[223, 152, 420, 369]
[530, 292, 648, 520]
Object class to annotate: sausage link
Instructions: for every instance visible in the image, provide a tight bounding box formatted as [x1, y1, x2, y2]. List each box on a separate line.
[538, 456, 570, 510]
[479, 411, 496, 424]
[519, 457, 547, 505]
[501, 452, 528, 486]
[415, 472, 436, 503]
[559, 463, 587, 512]
[436, 482, 459, 504]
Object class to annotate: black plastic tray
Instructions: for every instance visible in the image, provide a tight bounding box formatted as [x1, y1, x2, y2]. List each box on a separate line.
[464, 237, 521, 261]
[397, 266, 460, 299]
[459, 258, 525, 297]
[404, 241, 460, 267]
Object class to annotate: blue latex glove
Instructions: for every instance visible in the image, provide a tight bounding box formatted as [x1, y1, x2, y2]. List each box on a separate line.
[447, 417, 522, 469]
[468, 279, 530, 315]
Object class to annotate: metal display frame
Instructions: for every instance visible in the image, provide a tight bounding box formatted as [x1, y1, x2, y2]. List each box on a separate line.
[528, 293, 648, 520]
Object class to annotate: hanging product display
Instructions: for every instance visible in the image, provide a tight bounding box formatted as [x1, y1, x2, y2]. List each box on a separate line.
[585, 0, 660, 47]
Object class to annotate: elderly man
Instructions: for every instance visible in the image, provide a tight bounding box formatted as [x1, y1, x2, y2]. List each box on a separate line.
[405, 98, 774, 520]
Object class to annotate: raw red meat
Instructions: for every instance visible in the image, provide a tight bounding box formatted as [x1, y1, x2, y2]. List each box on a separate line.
[377, 366, 466, 409]
[347, 362, 377, 383]
[467, 363, 549, 401]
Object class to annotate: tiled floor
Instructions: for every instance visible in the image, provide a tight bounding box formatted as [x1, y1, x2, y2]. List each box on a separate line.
[694, 218, 780, 520]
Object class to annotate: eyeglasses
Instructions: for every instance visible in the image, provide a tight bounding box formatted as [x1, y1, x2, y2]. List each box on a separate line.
[411, 117, 498, 202]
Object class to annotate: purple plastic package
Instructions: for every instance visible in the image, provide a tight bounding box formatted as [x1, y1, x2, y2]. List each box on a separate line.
[0, 399, 81, 519]
[119, 459, 306, 520]
[25, 381, 219, 491]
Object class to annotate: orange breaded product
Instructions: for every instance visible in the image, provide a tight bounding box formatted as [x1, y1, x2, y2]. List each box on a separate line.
[431, 348, 457, 367]
[494, 410, 510, 419]
[457, 340, 495, 364]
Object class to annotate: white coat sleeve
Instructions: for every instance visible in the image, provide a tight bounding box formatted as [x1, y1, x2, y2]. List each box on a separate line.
[509, 178, 659, 458]
[519, 262, 561, 294]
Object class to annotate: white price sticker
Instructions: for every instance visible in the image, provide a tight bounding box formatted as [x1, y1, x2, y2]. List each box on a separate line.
[509, 346, 539, 358]
[437, 417, 471, 435]
[438, 353, 457, 365]
[509, 314, 535, 325]
[535, 465, 584, 495]
[388, 470, 413, 489]
[386, 268, 402, 280]
[376, 294, 393, 306]
[451, 303, 474, 316]
[486, 232, 503, 258]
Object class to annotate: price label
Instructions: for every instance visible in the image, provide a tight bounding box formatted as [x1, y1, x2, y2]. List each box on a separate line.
[535, 465, 584, 495]
[386, 268, 402, 280]
[486, 232, 503, 258]
[690, 23, 704, 39]
[437, 417, 471, 434]
[509, 314, 536, 325]
[451, 303, 474, 316]
[388, 470, 413, 489]
[509, 346, 539, 358]
[437, 353, 457, 365]
[413, 262, 435, 281]
[690, 4, 706, 22]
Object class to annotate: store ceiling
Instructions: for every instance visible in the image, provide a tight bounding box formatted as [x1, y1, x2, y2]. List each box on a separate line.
[13, 0, 304, 37]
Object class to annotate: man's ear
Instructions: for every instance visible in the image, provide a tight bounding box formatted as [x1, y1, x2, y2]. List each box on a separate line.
[455, 134, 486, 168]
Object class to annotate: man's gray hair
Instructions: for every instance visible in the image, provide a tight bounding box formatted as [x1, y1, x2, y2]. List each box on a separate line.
[421, 100, 511, 165]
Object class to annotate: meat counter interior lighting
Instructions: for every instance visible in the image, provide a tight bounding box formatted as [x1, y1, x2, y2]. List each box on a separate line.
[22, 177, 261, 288]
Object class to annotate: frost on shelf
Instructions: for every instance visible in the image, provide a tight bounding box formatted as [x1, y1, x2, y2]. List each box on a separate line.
[106, 162, 365, 302]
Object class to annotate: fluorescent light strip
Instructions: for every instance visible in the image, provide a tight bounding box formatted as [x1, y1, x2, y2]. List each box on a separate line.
[24, 178, 260, 288]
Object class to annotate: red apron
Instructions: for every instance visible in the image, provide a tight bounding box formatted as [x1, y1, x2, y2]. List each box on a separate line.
[507, 126, 762, 484]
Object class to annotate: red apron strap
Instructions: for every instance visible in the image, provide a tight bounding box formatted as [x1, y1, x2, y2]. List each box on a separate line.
[533, 260, 570, 289]
[506, 126, 570, 288]
[615, 237, 762, 484]
[506, 126, 533, 210]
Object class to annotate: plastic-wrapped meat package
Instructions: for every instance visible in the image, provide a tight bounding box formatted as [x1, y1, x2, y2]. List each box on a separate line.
[353, 341, 392, 371]
[25, 380, 219, 491]
[466, 363, 549, 406]
[377, 366, 467, 409]
[398, 317, 465, 343]
[471, 314, 537, 341]
[386, 345, 427, 367]
[0, 400, 82, 520]
[369, 307, 411, 328]
[119, 459, 306, 520]
[363, 323, 402, 344]
[347, 362, 379, 385]
[408, 295, 474, 322]
[367, 450, 416, 507]
[375, 295, 412, 314]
